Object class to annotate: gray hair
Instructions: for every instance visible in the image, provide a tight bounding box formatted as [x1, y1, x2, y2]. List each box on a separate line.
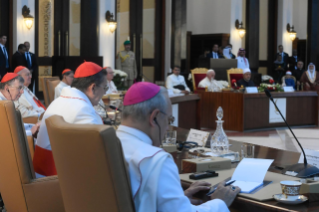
[0, 75, 24, 90]
[122, 87, 169, 122]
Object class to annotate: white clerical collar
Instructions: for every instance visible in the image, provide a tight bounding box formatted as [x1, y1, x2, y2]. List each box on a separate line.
[0, 91, 7, 100]
[117, 125, 153, 146]
[60, 81, 68, 87]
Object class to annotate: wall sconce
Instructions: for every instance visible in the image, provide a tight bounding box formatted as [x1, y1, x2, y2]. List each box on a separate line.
[235, 19, 246, 38]
[287, 24, 297, 41]
[22, 5, 34, 30]
[105, 11, 117, 33]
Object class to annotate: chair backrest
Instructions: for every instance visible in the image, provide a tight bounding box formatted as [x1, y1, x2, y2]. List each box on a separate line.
[46, 79, 61, 103]
[41, 77, 59, 107]
[227, 68, 243, 85]
[191, 68, 208, 91]
[281, 75, 296, 84]
[0, 101, 35, 212]
[46, 115, 135, 212]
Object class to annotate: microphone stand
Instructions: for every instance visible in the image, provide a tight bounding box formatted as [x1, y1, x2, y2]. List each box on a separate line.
[265, 89, 319, 177]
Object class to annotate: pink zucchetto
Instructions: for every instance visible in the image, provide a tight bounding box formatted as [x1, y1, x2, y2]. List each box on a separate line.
[123, 82, 161, 106]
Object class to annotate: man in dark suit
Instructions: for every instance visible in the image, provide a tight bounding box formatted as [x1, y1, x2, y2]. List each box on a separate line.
[24, 41, 38, 93]
[0, 34, 10, 79]
[12, 44, 27, 71]
[292, 60, 305, 90]
[207, 44, 224, 59]
[288, 49, 299, 70]
[276, 45, 289, 70]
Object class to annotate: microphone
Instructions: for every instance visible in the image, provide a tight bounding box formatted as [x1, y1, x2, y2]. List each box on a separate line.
[264, 88, 319, 177]
[109, 105, 122, 112]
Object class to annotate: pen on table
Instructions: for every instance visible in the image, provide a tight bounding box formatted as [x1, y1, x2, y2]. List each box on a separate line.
[206, 180, 236, 196]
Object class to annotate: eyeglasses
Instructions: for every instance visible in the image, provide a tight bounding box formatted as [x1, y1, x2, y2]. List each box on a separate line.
[10, 85, 23, 91]
[100, 84, 109, 91]
[160, 111, 175, 125]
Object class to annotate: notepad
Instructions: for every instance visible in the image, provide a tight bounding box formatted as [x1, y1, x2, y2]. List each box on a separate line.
[230, 158, 274, 193]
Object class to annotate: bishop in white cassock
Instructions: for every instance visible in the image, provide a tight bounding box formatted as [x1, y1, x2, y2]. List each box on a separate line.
[166, 66, 190, 94]
[198, 69, 223, 92]
[13, 66, 46, 118]
[33, 62, 106, 178]
[0, 72, 40, 137]
[54, 68, 74, 99]
[117, 82, 240, 212]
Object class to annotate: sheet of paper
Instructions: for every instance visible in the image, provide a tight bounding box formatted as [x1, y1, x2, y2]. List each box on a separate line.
[283, 86, 294, 92]
[245, 87, 258, 93]
[231, 158, 274, 183]
[231, 181, 263, 193]
[186, 129, 210, 146]
[298, 148, 319, 168]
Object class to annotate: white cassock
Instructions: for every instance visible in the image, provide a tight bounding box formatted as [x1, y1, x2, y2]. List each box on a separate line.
[106, 80, 118, 94]
[14, 86, 45, 118]
[237, 56, 250, 70]
[117, 125, 229, 212]
[198, 77, 223, 92]
[166, 74, 191, 94]
[0, 91, 35, 136]
[33, 86, 103, 178]
[54, 81, 69, 99]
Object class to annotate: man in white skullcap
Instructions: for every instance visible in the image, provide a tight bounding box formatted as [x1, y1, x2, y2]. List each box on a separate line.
[198, 69, 223, 92]
[237, 68, 255, 88]
[117, 82, 240, 212]
[300, 62, 319, 91]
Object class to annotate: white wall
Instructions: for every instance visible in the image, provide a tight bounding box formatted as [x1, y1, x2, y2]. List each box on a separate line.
[99, 0, 115, 68]
[230, 0, 244, 55]
[13, 0, 35, 53]
[259, 0, 268, 60]
[293, 0, 307, 40]
[164, 0, 172, 78]
[277, 0, 293, 55]
[187, 0, 231, 34]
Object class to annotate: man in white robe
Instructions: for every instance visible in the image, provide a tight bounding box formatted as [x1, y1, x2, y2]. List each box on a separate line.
[33, 62, 106, 177]
[13, 66, 45, 118]
[166, 66, 190, 94]
[105, 67, 118, 94]
[54, 68, 74, 99]
[198, 69, 223, 92]
[237, 48, 250, 70]
[117, 82, 240, 212]
[0, 72, 40, 137]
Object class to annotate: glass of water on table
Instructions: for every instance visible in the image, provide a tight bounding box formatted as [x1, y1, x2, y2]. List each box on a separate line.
[164, 130, 177, 144]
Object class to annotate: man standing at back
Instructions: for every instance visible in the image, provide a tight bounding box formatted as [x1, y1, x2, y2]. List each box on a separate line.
[117, 82, 240, 212]
[0, 34, 10, 78]
[24, 41, 38, 93]
[12, 44, 27, 71]
[33, 61, 107, 178]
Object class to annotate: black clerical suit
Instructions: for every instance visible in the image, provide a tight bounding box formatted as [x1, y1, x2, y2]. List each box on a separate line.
[288, 56, 299, 70]
[25, 51, 38, 92]
[292, 68, 305, 90]
[207, 51, 224, 59]
[11, 51, 27, 71]
[0, 45, 9, 78]
[237, 78, 255, 88]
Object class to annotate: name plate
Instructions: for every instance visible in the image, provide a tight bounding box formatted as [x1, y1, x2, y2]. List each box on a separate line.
[283, 86, 294, 92]
[186, 129, 210, 147]
[298, 149, 319, 169]
[245, 87, 258, 93]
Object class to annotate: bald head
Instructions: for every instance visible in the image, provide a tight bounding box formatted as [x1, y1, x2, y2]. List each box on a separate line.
[17, 68, 32, 87]
[207, 69, 215, 80]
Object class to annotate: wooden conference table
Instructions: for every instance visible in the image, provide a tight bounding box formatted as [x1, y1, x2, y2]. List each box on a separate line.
[196, 91, 318, 131]
[171, 127, 319, 212]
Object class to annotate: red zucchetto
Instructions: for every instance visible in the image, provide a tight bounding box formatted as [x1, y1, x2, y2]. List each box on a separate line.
[14, 66, 27, 74]
[124, 82, 161, 106]
[62, 69, 72, 75]
[1, 73, 18, 83]
[74, 62, 103, 78]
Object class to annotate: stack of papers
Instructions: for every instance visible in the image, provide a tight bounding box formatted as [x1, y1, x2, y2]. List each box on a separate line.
[230, 158, 274, 193]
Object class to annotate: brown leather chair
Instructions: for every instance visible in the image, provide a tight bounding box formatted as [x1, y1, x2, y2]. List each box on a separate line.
[46, 115, 135, 212]
[0, 101, 65, 212]
[41, 77, 59, 107]
[46, 79, 61, 102]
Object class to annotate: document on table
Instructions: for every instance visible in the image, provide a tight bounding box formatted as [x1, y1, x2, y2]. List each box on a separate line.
[230, 158, 274, 193]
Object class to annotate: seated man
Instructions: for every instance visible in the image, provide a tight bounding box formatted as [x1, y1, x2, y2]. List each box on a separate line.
[117, 82, 240, 212]
[198, 69, 223, 92]
[282, 71, 295, 89]
[105, 66, 118, 94]
[54, 68, 74, 99]
[274, 54, 285, 83]
[292, 60, 305, 90]
[33, 61, 106, 178]
[14, 66, 45, 118]
[0, 73, 40, 137]
[166, 66, 190, 94]
[237, 68, 255, 88]
[300, 62, 319, 91]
